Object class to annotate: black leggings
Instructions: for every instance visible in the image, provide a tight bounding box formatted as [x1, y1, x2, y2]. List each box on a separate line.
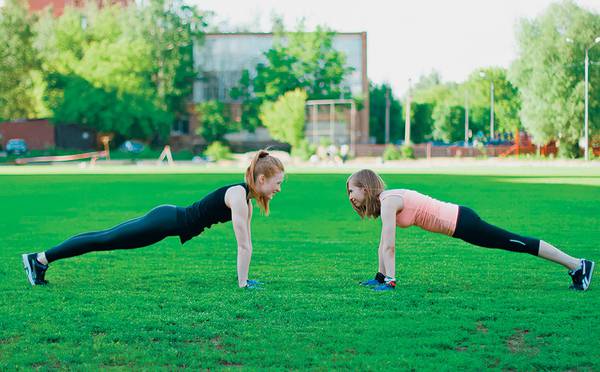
[44, 205, 182, 263]
[452, 206, 540, 256]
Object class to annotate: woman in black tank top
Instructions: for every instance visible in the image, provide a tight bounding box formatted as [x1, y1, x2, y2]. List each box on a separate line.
[22, 150, 285, 289]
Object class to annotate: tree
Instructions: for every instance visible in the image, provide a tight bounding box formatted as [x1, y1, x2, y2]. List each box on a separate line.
[0, 0, 46, 119]
[415, 67, 520, 143]
[35, 1, 206, 141]
[411, 81, 454, 142]
[509, 0, 600, 157]
[432, 102, 466, 142]
[231, 22, 353, 131]
[195, 100, 237, 143]
[140, 0, 206, 119]
[368, 82, 403, 144]
[35, 5, 170, 139]
[259, 89, 307, 149]
[410, 102, 434, 143]
[463, 67, 521, 138]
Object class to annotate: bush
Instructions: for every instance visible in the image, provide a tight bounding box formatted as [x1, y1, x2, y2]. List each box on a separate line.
[383, 145, 402, 161]
[259, 89, 307, 148]
[400, 145, 415, 159]
[292, 139, 316, 161]
[204, 141, 232, 161]
[383, 144, 415, 161]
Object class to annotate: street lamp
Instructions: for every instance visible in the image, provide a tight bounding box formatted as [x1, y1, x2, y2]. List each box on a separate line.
[464, 91, 469, 147]
[405, 78, 412, 145]
[567, 36, 600, 160]
[479, 71, 495, 140]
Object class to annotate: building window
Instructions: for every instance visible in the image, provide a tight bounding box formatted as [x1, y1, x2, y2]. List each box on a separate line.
[172, 116, 189, 135]
[198, 71, 243, 103]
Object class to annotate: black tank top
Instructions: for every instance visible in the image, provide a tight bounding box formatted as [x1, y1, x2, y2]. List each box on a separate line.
[178, 182, 250, 244]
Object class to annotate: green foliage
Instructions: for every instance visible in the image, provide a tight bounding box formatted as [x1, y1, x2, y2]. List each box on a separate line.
[400, 144, 415, 159]
[383, 144, 415, 160]
[412, 81, 457, 143]
[411, 68, 520, 143]
[432, 102, 466, 142]
[369, 82, 403, 144]
[509, 0, 600, 157]
[231, 23, 353, 130]
[203, 140, 232, 161]
[140, 0, 207, 116]
[410, 102, 434, 143]
[34, 1, 206, 141]
[382, 144, 402, 161]
[0, 0, 47, 119]
[259, 89, 307, 148]
[48, 73, 172, 139]
[291, 138, 316, 160]
[195, 100, 237, 143]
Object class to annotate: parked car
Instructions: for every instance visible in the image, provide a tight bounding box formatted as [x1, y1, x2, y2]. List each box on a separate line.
[6, 138, 28, 155]
[119, 140, 145, 153]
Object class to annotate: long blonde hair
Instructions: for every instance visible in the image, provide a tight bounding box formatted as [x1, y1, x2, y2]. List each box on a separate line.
[245, 149, 284, 215]
[346, 169, 386, 218]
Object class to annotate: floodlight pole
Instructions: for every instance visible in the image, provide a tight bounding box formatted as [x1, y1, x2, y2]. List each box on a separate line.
[582, 38, 600, 160]
[404, 78, 412, 145]
[585, 47, 590, 160]
[479, 71, 495, 140]
[490, 81, 495, 140]
[567, 36, 599, 160]
[384, 84, 390, 144]
[465, 92, 469, 146]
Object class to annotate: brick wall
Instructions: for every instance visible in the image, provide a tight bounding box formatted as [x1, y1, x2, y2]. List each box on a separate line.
[0, 120, 55, 150]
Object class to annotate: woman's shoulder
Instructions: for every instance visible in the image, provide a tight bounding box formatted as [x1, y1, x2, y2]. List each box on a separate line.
[224, 183, 248, 197]
[223, 184, 250, 209]
[379, 189, 407, 200]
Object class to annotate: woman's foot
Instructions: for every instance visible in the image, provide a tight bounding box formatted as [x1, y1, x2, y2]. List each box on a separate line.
[22, 253, 49, 286]
[568, 259, 594, 291]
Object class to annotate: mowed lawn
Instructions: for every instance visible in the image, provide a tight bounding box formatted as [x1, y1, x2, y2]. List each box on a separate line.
[1, 172, 599, 369]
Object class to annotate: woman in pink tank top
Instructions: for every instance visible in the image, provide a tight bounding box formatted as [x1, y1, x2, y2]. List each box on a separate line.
[346, 169, 594, 292]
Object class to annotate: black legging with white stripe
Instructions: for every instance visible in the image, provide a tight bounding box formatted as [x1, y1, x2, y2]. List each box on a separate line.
[452, 206, 540, 256]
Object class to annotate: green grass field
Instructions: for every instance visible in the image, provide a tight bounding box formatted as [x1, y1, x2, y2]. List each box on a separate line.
[1, 171, 599, 369]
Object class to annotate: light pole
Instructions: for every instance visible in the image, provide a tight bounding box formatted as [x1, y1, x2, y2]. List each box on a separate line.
[479, 71, 495, 140]
[567, 36, 600, 160]
[384, 84, 390, 144]
[405, 78, 412, 145]
[464, 91, 469, 146]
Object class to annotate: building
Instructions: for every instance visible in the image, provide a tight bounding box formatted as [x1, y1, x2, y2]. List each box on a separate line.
[28, 0, 128, 16]
[172, 32, 369, 152]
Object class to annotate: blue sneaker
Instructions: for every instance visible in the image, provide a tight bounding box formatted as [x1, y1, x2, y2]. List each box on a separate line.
[373, 276, 396, 291]
[245, 279, 264, 289]
[360, 272, 386, 286]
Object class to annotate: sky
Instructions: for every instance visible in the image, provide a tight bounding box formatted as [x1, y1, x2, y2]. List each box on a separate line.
[192, 0, 600, 96]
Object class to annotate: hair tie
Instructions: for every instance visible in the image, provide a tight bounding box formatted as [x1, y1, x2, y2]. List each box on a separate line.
[258, 151, 269, 159]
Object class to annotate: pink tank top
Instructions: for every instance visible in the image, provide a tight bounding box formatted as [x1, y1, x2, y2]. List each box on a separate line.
[379, 189, 459, 236]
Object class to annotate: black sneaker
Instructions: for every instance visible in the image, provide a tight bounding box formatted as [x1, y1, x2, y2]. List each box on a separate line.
[22, 253, 49, 286]
[568, 259, 594, 291]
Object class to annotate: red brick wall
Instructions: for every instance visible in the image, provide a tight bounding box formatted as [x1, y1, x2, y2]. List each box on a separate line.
[29, 0, 129, 16]
[29, 0, 68, 16]
[0, 120, 55, 150]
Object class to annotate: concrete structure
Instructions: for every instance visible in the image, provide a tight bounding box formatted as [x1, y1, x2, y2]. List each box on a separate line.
[172, 32, 369, 152]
